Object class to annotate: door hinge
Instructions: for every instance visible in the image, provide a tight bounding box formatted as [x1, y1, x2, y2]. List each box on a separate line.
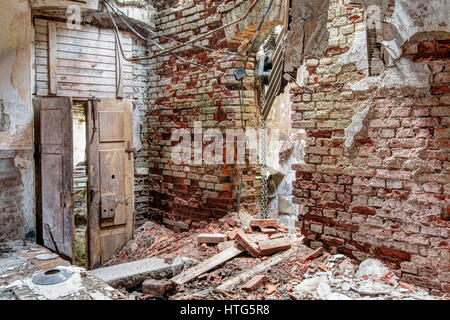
[90, 96, 100, 132]
[125, 141, 136, 160]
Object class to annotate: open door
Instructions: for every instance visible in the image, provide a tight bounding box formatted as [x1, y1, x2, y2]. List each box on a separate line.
[87, 99, 134, 269]
[34, 97, 74, 261]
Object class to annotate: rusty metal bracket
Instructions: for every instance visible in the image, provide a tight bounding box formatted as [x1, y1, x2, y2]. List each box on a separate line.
[90, 96, 100, 132]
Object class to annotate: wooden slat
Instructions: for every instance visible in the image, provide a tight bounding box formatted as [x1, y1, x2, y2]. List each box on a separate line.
[217, 246, 299, 292]
[35, 17, 133, 99]
[59, 83, 117, 93]
[58, 44, 119, 58]
[58, 74, 117, 85]
[171, 244, 245, 285]
[48, 21, 58, 95]
[31, 0, 99, 11]
[57, 51, 117, 64]
[57, 35, 131, 51]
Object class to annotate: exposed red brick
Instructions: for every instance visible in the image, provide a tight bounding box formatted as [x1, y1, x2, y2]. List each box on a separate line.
[242, 275, 266, 292]
[258, 238, 291, 256]
[235, 230, 260, 258]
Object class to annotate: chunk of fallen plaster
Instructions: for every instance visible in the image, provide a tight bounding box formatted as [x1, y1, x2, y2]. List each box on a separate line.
[293, 275, 328, 296]
[196, 233, 227, 244]
[88, 257, 194, 288]
[355, 258, 388, 279]
[344, 105, 371, 148]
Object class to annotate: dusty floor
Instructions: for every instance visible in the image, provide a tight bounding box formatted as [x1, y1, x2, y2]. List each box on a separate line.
[0, 241, 125, 300]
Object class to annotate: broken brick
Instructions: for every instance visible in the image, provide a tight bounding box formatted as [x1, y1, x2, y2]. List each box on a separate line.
[196, 233, 227, 244]
[142, 279, 177, 297]
[250, 219, 279, 228]
[269, 233, 284, 240]
[304, 247, 324, 261]
[228, 229, 239, 240]
[235, 230, 260, 257]
[261, 227, 277, 235]
[259, 238, 291, 256]
[242, 275, 266, 292]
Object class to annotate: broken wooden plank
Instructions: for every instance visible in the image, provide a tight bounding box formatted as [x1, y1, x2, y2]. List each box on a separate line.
[242, 275, 266, 292]
[259, 238, 291, 256]
[171, 244, 245, 285]
[197, 233, 227, 244]
[235, 230, 260, 258]
[250, 219, 279, 228]
[217, 246, 299, 292]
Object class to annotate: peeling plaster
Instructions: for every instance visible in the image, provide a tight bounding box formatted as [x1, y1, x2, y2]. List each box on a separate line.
[338, 31, 369, 77]
[339, 0, 449, 93]
[344, 105, 371, 149]
[0, 0, 35, 240]
[349, 57, 431, 91]
[383, 0, 450, 60]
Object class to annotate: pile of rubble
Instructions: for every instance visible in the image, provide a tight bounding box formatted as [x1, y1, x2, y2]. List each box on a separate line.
[107, 211, 445, 301]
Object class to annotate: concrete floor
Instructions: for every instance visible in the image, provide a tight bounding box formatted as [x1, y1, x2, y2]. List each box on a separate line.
[0, 240, 126, 300]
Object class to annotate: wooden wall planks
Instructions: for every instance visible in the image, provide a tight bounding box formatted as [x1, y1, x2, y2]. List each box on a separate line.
[35, 18, 133, 99]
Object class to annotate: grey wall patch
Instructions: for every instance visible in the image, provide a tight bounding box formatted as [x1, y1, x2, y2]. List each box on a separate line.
[349, 58, 431, 91]
[0, 99, 10, 132]
[133, 104, 142, 152]
[345, 105, 371, 149]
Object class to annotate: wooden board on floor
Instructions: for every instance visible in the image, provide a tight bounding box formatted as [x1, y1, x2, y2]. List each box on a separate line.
[171, 244, 245, 285]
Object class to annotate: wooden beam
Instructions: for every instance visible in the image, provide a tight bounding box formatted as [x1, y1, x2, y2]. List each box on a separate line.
[171, 244, 245, 285]
[216, 246, 299, 292]
[48, 21, 58, 95]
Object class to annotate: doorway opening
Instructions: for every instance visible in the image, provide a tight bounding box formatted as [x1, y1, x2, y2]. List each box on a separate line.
[72, 101, 88, 267]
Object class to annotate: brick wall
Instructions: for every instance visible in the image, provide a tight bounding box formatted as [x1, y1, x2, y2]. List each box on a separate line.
[145, 0, 269, 229]
[132, 37, 152, 226]
[292, 0, 449, 294]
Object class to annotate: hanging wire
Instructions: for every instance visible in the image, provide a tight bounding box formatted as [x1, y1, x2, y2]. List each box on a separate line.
[235, 0, 274, 214]
[103, 0, 241, 57]
[103, 0, 225, 74]
[102, 0, 264, 61]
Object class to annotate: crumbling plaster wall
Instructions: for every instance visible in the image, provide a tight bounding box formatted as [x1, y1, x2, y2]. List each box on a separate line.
[0, 0, 35, 241]
[292, 0, 449, 295]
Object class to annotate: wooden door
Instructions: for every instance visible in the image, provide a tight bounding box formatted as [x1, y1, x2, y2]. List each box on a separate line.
[34, 97, 74, 261]
[87, 99, 134, 269]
